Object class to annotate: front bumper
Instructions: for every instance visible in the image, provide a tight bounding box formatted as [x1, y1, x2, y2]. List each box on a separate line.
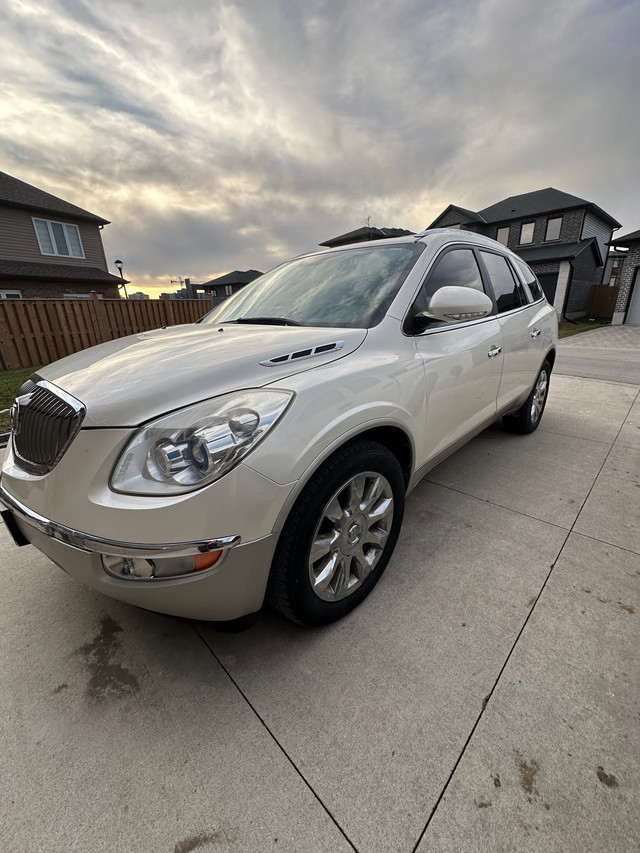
[0, 485, 277, 621]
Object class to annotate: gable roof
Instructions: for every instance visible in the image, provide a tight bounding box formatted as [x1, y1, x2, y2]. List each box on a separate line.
[0, 171, 109, 225]
[202, 269, 263, 288]
[517, 237, 603, 267]
[428, 204, 486, 228]
[610, 229, 640, 247]
[478, 187, 620, 228]
[319, 226, 414, 247]
[0, 259, 125, 283]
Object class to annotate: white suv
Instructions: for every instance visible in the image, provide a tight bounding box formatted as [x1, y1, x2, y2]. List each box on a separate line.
[0, 230, 557, 626]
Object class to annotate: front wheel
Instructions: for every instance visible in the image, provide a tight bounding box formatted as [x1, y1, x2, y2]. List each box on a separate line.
[268, 439, 406, 626]
[503, 360, 551, 434]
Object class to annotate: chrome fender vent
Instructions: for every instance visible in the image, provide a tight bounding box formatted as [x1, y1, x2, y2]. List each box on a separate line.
[11, 379, 85, 475]
[260, 340, 344, 367]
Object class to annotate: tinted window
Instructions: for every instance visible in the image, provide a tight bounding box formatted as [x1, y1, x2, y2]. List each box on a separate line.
[519, 222, 534, 244]
[496, 227, 509, 246]
[514, 258, 545, 301]
[424, 249, 485, 301]
[481, 251, 524, 313]
[204, 243, 424, 328]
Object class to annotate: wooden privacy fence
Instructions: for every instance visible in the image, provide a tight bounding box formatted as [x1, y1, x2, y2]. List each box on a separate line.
[587, 285, 619, 319]
[0, 294, 215, 371]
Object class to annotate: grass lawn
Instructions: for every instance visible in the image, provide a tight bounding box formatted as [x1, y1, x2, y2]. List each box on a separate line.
[0, 366, 39, 432]
[557, 317, 611, 339]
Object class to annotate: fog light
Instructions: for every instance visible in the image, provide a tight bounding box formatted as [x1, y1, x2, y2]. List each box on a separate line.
[102, 550, 223, 581]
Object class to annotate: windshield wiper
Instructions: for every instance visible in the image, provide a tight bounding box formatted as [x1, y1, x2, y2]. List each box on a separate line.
[235, 316, 304, 326]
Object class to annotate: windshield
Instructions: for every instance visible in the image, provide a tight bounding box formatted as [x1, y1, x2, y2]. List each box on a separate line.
[202, 242, 424, 328]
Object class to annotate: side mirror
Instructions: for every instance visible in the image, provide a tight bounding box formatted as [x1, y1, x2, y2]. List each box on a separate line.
[416, 286, 494, 326]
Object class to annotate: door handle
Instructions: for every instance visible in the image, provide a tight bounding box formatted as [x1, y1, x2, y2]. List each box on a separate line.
[487, 346, 502, 359]
[531, 329, 541, 339]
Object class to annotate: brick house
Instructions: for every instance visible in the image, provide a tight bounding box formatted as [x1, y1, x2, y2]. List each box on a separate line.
[609, 230, 640, 325]
[428, 188, 621, 318]
[201, 269, 263, 307]
[0, 171, 125, 299]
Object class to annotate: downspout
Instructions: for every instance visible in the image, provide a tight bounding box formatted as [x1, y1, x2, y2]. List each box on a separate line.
[560, 261, 575, 323]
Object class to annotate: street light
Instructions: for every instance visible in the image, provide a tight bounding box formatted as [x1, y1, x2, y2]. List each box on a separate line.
[114, 259, 128, 299]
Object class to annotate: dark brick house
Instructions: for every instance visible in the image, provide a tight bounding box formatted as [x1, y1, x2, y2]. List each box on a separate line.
[201, 269, 263, 307]
[319, 226, 414, 248]
[609, 230, 640, 325]
[0, 171, 125, 299]
[429, 189, 621, 318]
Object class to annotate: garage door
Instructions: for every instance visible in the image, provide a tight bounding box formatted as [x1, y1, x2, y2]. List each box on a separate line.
[536, 273, 558, 303]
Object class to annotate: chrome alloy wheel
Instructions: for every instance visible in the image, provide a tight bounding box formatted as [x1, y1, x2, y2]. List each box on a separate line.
[308, 471, 394, 602]
[530, 369, 548, 424]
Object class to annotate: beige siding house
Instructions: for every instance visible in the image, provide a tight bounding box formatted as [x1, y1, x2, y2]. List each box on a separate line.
[0, 171, 125, 299]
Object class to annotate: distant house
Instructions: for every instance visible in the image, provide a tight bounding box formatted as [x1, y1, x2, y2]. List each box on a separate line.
[0, 171, 126, 299]
[319, 226, 414, 248]
[609, 230, 640, 325]
[201, 269, 263, 306]
[429, 188, 621, 318]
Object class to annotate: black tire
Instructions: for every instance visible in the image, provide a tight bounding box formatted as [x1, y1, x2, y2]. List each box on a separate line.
[268, 438, 406, 626]
[503, 360, 551, 434]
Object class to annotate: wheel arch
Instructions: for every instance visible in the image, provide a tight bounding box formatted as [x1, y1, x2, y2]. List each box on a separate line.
[271, 422, 414, 537]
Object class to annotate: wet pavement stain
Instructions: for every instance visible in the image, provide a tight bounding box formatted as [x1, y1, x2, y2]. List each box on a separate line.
[174, 831, 224, 852]
[75, 615, 139, 702]
[596, 766, 619, 789]
[515, 751, 540, 798]
[52, 683, 68, 694]
[474, 798, 492, 808]
[617, 602, 635, 614]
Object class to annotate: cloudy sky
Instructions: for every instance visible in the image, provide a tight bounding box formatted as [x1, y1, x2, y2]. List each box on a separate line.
[1, 0, 638, 293]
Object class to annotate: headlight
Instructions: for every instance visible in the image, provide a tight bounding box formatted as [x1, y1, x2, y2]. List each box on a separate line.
[110, 389, 293, 495]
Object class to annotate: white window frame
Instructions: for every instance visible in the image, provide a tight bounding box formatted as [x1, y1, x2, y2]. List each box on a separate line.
[519, 222, 535, 245]
[496, 227, 509, 246]
[32, 217, 85, 259]
[63, 292, 103, 299]
[0, 290, 22, 299]
[545, 217, 562, 242]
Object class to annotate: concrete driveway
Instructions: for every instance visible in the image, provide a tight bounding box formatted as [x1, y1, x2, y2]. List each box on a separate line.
[556, 324, 640, 384]
[1, 364, 639, 851]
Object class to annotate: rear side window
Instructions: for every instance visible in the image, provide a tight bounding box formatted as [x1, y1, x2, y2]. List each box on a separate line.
[424, 248, 485, 301]
[480, 251, 525, 313]
[514, 258, 545, 302]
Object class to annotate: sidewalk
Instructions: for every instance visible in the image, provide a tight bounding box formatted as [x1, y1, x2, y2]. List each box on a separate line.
[0, 373, 638, 852]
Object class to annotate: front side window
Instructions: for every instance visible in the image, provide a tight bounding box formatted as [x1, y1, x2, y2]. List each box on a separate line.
[424, 248, 485, 302]
[204, 243, 425, 328]
[480, 251, 525, 313]
[545, 217, 562, 241]
[496, 226, 509, 246]
[33, 218, 85, 259]
[519, 222, 535, 244]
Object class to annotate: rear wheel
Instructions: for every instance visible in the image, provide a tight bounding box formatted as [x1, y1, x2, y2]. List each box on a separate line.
[503, 360, 550, 434]
[268, 439, 405, 626]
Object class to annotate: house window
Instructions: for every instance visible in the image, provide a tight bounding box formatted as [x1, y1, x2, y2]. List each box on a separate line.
[225, 285, 233, 296]
[0, 290, 22, 299]
[496, 227, 509, 246]
[545, 217, 562, 241]
[63, 292, 102, 299]
[519, 222, 535, 244]
[33, 218, 85, 258]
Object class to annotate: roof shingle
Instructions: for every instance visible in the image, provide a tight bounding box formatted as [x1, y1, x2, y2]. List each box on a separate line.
[0, 259, 125, 284]
[0, 171, 109, 225]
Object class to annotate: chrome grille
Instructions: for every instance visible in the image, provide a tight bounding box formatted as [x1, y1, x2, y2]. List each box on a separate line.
[11, 379, 85, 475]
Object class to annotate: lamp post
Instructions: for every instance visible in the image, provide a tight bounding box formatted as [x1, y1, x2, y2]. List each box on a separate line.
[114, 259, 128, 299]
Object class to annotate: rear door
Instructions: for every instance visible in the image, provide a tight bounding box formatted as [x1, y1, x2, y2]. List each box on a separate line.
[477, 249, 543, 413]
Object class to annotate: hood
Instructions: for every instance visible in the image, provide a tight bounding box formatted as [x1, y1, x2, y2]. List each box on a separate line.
[38, 324, 367, 427]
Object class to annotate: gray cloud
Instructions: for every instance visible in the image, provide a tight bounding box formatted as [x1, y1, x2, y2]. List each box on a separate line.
[1, 0, 639, 290]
